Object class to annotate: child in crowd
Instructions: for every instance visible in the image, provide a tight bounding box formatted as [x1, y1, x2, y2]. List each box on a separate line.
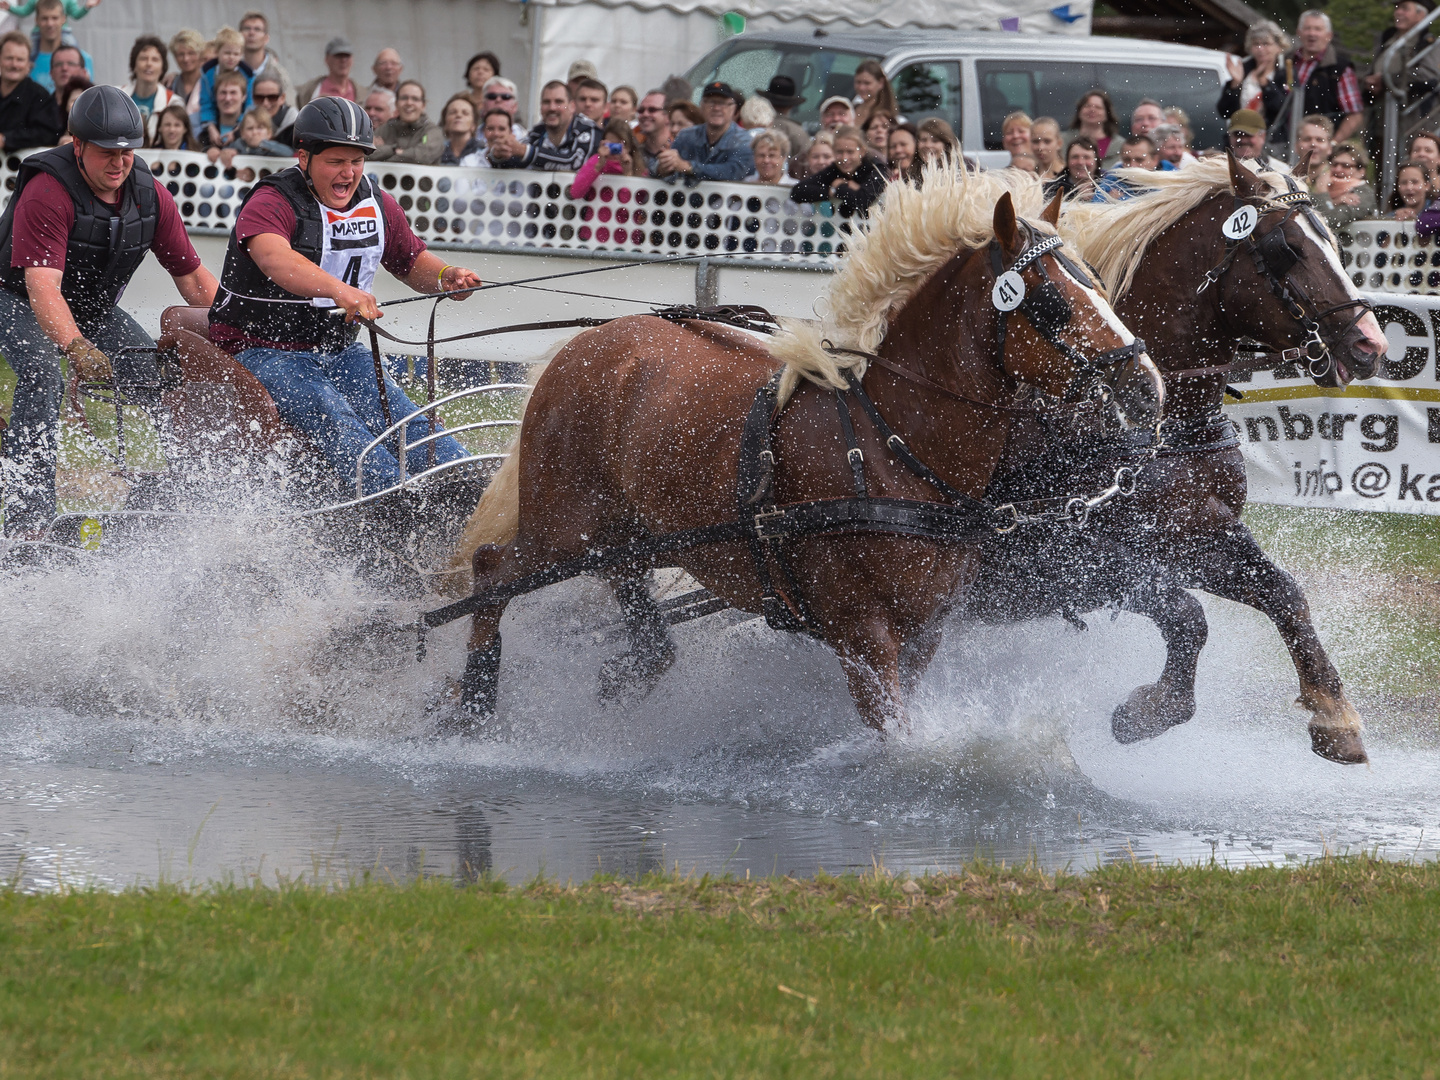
[197, 25, 251, 145]
[1389, 160, 1436, 222]
[570, 117, 643, 197]
[197, 68, 248, 153]
[863, 109, 894, 165]
[150, 101, 193, 150]
[790, 123, 887, 218]
[887, 122, 919, 183]
[608, 85, 637, 126]
[806, 130, 835, 175]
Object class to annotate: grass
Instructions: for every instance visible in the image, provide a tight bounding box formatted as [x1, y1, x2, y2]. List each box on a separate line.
[2, 856, 1439, 1077]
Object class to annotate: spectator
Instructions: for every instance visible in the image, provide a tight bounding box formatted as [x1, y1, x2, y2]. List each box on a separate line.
[1410, 128, 1440, 170]
[635, 89, 671, 174]
[1010, 153, 1038, 173]
[253, 74, 297, 145]
[197, 27, 251, 137]
[806, 130, 835, 174]
[1002, 110, 1032, 165]
[151, 100, 192, 150]
[479, 76, 526, 138]
[573, 77, 607, 124]
[364, 86, 396, 130]
[1030, 116, 1063, 179]
[1388, 159, 1435, 219]
[1365, 1, 1438, 111]
[121, 35, 177, 141]
[1284, 11, 1363, 144]
[0, 28, 59, 149]
[166, 29, 205, 119]
[296, 37, 357, 106]
[213, 107, 291, 168]
[52, 71, 86, 138]
[438, 93, 484, 166]
[1313, 143, 1377, 227]
[196, 68, 248, 152]
[1118, 134, 1158, 169]
[464, 51, 500, 101]
[1163, 106, 1194, 147]
[6, 0, 97, 53]
[1044, 136, 1098, 199]
[791, 123, 886, 217]
[46, 42, 82, 104]
[609, 85, 637, 125]
[567, 59, 598, 100]
[571, 117, 643, 197]
[1295, 113, 1335, 182]
[28, 0, 88, 93]
[755, 75, 810, 172]
[1130, 99, 1164, 139]
[488, 78, 599, 171]
[369, 47, 402, 96]
[916, 117, 961, 166]
[661, 75, 691, 105]
[1151, 123, 1193, 169]
[667, 99, 702, 132]
[1063, 89, 1120, 169]
[656, 81, 752, 183]
[239, 11, 292, 106]
[852, 59, 898, 129]
[747, 128, 793, 185]
[862, 109, 894, 164]
[819, 94, 854, 131]
[370, 79, 442, 163]
[888, 121, 920, 182]
[1219, 20, 1290, 132]
[479, 107, 512, 167]
[1227, 107, 1289, 170]
[738, 94, 775, 133]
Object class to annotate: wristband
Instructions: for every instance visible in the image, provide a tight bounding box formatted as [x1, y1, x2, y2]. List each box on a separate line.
[438, 264, 453, 290]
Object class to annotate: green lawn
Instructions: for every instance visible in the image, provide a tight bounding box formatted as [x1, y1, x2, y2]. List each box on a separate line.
[2, 857, 1438, 1078]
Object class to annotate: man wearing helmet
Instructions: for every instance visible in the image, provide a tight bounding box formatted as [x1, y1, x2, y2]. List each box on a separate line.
[209, 96, 483, 495]
[0, 84, 217, 538]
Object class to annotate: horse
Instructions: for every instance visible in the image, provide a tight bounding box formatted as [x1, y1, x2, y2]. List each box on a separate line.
[447, 167, 1162, 735]
[963, 154, 1388, 764]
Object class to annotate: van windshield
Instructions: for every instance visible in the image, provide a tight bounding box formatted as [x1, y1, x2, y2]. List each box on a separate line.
[683, 41, 878, 128]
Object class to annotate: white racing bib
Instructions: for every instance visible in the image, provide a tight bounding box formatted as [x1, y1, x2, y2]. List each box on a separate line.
[310, 183, 386, 307]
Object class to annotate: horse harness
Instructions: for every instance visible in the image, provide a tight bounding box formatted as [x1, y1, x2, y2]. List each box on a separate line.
[417, 231, 1151, 645]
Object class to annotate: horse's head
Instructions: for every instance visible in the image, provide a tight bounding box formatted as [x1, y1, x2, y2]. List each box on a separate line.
[1207, 154, 1387, 387]
[988, 192, 1163, 429]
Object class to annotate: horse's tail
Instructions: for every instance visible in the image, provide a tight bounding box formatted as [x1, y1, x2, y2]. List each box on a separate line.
[432, 435, 521, 597]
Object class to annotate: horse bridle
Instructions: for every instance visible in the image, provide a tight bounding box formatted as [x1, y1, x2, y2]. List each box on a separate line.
[988, 231, 1149, 406]
[1196, 181, 1372, 381]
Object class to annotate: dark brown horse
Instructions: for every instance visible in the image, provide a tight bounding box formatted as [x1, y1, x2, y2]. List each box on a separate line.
[449, 175, 1161, 734]
[964, 156, 1388, 764]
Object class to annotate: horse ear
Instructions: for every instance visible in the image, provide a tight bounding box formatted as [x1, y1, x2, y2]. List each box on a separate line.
[1040, 189, 1063, 227]
[993, 192, 1022, 257]
[1227, 151, 1266, 198]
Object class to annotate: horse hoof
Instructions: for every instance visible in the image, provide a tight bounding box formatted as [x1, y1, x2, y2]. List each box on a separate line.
[598, 643, 675, 703]
[1111, 683, 1195, 744]
[1309, 722, 1368, 765]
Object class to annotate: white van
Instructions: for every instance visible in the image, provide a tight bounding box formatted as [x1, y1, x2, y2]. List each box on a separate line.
[683, 30, 1231, 169]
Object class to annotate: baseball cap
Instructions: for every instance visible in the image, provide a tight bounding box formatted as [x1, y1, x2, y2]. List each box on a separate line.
[1227, 108, 1265, 135]
[819, 94, 854, 116]
[325, 36, 353, 57]
[568, 59, 598, 82]
[700, 80, 742, 104]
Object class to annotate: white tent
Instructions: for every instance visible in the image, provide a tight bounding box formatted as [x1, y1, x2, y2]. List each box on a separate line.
[67, 0, 1089, 123]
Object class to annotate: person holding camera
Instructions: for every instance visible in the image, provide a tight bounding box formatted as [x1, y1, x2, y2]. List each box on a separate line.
[569, 117, 644, 197]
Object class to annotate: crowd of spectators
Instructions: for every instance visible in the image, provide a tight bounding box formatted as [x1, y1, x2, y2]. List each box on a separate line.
[2, 0, 1439, 230]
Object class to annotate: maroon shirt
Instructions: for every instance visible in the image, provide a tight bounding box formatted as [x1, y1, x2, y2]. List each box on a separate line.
[210, 183, 427, 354]
[9, 170, 201, 278]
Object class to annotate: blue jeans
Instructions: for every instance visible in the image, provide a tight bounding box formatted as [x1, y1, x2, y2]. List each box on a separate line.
[0, 288, 157, 535]
[237, 342, 469, 496]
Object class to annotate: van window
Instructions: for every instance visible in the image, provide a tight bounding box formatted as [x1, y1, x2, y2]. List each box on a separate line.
[892, 61, 962, 131]
[683, 42, 877, 128]
[976, 60, 1223, 152]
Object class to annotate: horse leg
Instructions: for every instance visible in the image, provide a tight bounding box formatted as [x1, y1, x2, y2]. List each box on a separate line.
[1110, 579, 1207, 744]
[897, 613, 945, 699]
[598, 571, 677, 703]
[833, 618, 906, 735]
[1187, 524, 1367, 765]
[444, 542, 519, 738]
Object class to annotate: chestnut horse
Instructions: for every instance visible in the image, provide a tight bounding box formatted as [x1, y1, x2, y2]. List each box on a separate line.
[449, 170, 1161, 734]
[964, 155, 1388, 763]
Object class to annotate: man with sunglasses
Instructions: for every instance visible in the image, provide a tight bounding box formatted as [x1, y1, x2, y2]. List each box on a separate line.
[478, 76, 527, 141]
[251, 75, 298, 147]
[0, 86, 216, 538]
[635, 89, 672, 176]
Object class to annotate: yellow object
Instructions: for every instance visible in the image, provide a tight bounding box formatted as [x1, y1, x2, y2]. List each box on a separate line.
[77, 517, 102, 551]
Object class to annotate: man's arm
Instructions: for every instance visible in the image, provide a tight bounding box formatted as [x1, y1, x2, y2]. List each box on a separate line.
[688, 130, 753, 182]
[246, 232, 380, 320]
[402, 250, 482, 298]
[173, 266, 217, 307]
[24, 266, 81, 348]
[1334, 67, 1365, 142]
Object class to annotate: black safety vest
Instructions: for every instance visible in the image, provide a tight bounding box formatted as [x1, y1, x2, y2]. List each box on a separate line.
[0, 144, 159, 320]
[209, 165, 380, 352]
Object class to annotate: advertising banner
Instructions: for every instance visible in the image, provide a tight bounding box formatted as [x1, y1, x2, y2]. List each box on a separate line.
[1229, 293, 1440, 514]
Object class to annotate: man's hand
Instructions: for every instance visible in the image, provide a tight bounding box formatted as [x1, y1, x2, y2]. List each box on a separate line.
[335, 284, 380, 322]
[217, 147, 239, 168]
[655, 148, 689, 175]
[440, 265, 482, 300]
[0, 133, 8, 151]
[65, 336, 112, 382]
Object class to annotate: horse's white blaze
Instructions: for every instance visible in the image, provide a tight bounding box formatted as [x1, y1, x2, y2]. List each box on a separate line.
[1052, 255, 1164, 409]
[1296, 211, 1388, 357]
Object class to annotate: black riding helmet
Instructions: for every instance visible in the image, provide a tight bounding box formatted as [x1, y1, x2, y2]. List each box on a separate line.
[292, 96, 375, 155]
[68, 85, 144, 149]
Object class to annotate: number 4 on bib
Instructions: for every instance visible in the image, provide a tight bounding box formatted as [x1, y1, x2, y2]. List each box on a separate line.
[340, 255, 363, 288]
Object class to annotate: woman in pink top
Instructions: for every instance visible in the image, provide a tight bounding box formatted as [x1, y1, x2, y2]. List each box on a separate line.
[569, 118, 645, 197]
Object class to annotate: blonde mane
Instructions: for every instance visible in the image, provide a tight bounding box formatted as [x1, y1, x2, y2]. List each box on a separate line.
[768, 161, 1047, 404]
[1060, 158, 1303, 301]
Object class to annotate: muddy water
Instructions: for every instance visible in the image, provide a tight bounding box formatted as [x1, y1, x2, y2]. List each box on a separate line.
[3, 516, 1438, 891]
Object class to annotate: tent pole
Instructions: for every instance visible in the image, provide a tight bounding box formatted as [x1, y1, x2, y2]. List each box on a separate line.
[527, 2, 547, 124]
